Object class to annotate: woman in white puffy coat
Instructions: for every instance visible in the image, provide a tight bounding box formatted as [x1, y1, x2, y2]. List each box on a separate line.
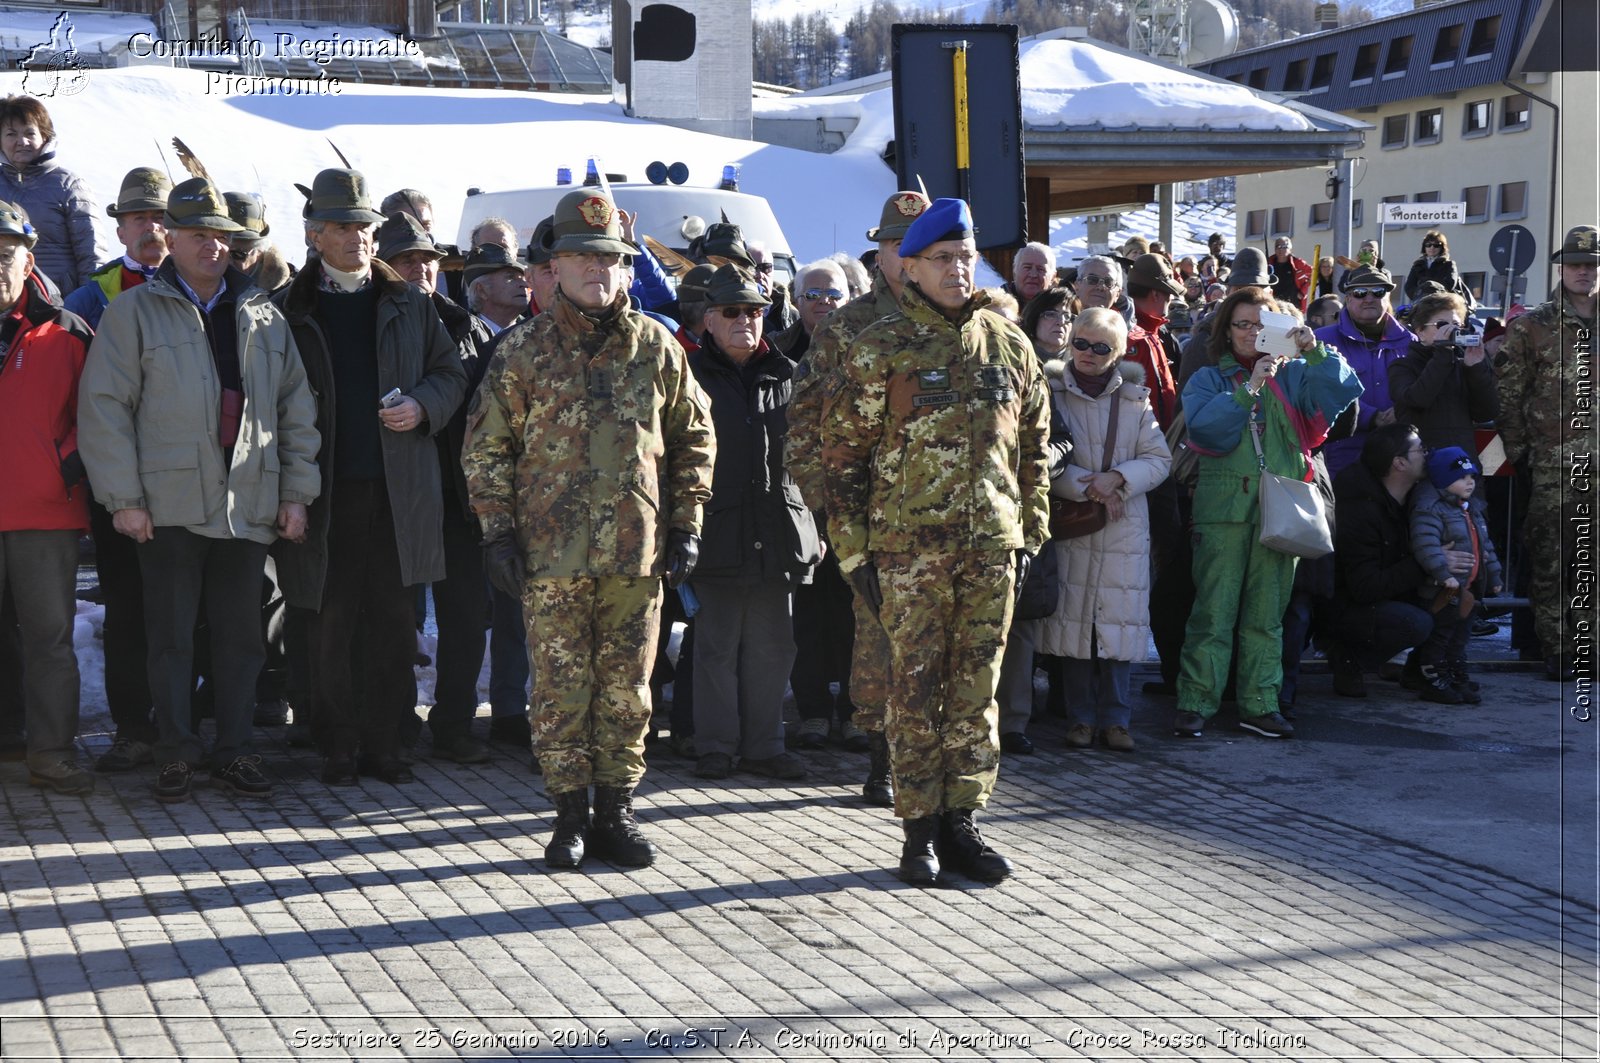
[1037, 308, 1171, 752]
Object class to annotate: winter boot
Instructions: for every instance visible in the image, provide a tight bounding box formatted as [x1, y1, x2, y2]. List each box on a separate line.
[940, 808, 1013, 883]
[1418, 664, 1465, 705]
[590, 785, 655, 868]
[545, 789, 589, 869]
[898, 815, 941, 885]
[1448, 661, 1482, 704]
[862, 732, 894, 808]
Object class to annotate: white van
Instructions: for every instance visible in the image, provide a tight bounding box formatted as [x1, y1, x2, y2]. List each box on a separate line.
[457, 182, 798, 284]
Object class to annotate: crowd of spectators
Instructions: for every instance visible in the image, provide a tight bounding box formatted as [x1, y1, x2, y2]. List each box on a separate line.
[1, 93, 1593, 872]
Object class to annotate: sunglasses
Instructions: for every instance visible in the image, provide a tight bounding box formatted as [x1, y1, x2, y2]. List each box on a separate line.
[1345, 287, 1390, 299]
[1424, 242, 1442, 249]
[1079, 273, 1115, 288]
[1427, 319, 1463, 330]
[1071, 337, 1115, 356]
[718, 306, 766, 320]
[802, 288, 844, 302]
[228, 249, 253, 262]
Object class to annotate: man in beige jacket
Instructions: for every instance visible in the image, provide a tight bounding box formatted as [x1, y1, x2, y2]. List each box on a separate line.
[78, 177, 320, 803]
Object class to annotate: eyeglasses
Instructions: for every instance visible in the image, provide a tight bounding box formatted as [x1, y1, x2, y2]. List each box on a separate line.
[754, 262, 773, 274]
[1079, 273, 1115, 288]
[1345, 287, 1390, 299]
[228, 249, 253, 262]
[1071, 337, 1115, 356]
[1039, 310, 1069, 323]
[1230, 320, 1267, 332]
[802, 288, 844, 302]
[1427, 319, 1463, 330]
[917, 251, 978, 270]
[1424, 242, 1442, 249]
[718, 306, 766, 320]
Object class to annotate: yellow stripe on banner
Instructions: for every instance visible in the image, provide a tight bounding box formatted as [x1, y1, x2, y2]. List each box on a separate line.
[953, 44, 970, 171]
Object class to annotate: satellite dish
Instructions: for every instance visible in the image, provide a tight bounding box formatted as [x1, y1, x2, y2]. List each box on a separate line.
[1185, 0, 1239, 65]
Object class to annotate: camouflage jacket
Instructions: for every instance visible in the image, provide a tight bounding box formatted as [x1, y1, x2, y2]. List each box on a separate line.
[463, 289, 716, 579]
[821, 284, 1050, 572]
[786, 271, 899, 510]
[1497, 291, 1599, 469]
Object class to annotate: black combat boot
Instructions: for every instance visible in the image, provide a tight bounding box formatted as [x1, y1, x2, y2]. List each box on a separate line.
[862, 732, 894, 808]
[940, 809, 1013, 883]
[1417, 664, 1465, 705]
[898, 815, 940, 885]
[590, 785, 655, 868]
[545, 789, 589, 869]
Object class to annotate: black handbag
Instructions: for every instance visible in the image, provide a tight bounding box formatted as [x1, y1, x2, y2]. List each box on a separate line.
[1014, 543, 1060, 621]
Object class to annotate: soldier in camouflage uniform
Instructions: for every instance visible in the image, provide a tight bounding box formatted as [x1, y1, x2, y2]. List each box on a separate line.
[1497, 225, 1600, 681]
[787, 189, 928, 808]
[822, 198, 1050, 885]
[464, 189, 715, 870]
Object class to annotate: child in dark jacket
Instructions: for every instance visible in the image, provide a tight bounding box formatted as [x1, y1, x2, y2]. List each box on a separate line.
[1409, 446, 1503, 704]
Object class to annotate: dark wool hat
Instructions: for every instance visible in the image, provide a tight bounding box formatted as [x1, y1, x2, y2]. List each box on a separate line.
[1339, 262, 1395, 293]
[1226, 247, 1272, 287]
[703, 263, 770, 308]
[224, 191, 270, 247]
[866, 191, 931, 242]
[694, 220, 753, 267]
[463, 242, 529, 286]
[107, 167, 172, 218]
[1427, 446, 1478, 489]
[899, 197, 974, 259]
[299, 168, 385, 225]
[1127, 253, 1185, 296]
[676, 263, 717, 302]
[376, 211, 441, 262]
[525, 215, 555, 265]
[166, 178, 244, 232]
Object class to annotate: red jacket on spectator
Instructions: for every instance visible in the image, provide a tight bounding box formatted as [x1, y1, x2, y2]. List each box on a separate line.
[1124, 318, 1179, 432]
[0, 272, 93, 532]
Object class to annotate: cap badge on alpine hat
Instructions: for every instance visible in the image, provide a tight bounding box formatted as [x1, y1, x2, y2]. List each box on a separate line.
[578, 195, 613, 229]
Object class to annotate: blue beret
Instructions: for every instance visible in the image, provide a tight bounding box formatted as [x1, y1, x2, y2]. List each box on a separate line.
[899, 197, 975, 258]
[1426, 446, 1478, 489]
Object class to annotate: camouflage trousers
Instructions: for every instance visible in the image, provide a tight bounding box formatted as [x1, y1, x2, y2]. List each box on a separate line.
[1524, 474, 1599, 658]
[847, 588, 889, 734]
[524, 576, 662, 794]
[877, 550, 1013, 820]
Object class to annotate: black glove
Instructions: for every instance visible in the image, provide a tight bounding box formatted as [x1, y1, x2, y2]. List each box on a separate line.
[59, 449, 86, 489]
[848, 563, 882, 618]
[1014, 549, 1032, 602]
[482, 534, 526, 599]
[665, 530, 699, 588]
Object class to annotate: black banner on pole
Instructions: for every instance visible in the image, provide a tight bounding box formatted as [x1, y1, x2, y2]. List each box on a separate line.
[891, 23, 1026, 250]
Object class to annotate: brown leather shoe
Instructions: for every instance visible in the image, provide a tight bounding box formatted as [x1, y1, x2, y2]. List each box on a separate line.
[1065, 723, 1093, 749]
[1098, 726, 1136, 752]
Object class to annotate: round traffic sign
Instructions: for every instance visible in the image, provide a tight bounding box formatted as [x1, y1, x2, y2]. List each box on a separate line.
[1488, 224, 1536, 275]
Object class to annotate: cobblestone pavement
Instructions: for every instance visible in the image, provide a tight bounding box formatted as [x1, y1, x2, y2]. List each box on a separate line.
[0, 667, 1595, 1061]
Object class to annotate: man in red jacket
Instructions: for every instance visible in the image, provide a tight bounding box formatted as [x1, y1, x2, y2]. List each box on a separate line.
[0, 199, 95, 794]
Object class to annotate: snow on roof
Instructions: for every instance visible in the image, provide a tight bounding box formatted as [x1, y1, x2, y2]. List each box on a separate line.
[1018, 39, 1312, 132]
[0, 8, 155, 57]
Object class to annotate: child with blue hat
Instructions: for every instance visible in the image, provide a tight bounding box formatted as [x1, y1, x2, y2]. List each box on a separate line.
[1408, 445, 1503, 704]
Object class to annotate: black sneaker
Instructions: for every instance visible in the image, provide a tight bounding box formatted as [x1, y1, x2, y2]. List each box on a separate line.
[1418, 664, 1465, 705]
[1172, 711, 1206, 738]
[695, 752, 733, 779]
[213, 755, 272, 796]
[155, 761, 193, 803]
[1237, 712, 1294, 739]
[1470, 617, 1500, 637]
[252, 698, 288, 726]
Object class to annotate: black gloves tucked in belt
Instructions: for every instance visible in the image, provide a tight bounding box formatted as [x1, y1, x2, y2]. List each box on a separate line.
[665, 530, 700, 588]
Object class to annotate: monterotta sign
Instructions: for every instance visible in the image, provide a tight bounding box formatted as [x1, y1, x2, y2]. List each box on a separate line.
[1381, 202, 1467, 225]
